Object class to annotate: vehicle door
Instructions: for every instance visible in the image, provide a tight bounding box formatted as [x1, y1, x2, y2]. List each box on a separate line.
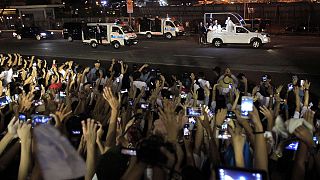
[164, 21, 176, 36]
[100, 26, 109, 44]
[234, 26, 251, 43]
[110, 26, 125, 45]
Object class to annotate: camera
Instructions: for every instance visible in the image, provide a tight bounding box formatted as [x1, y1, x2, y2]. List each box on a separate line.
[0, 96, 12, 107]
[241, 96, 253, 119]
[185, 107, 203, 117]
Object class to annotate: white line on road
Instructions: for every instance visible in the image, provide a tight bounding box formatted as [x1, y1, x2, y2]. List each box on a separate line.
[173, 54, 216, 59]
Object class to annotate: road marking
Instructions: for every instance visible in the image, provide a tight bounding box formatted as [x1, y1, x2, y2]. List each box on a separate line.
[173, 54, 216, 59]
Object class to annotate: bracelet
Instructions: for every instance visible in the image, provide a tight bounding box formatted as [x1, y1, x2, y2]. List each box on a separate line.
[253, 131, 265, 134]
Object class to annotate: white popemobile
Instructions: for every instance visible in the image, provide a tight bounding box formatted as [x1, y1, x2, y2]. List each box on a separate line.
[204, 13, 271, 49]
[82, 23, 138, 49]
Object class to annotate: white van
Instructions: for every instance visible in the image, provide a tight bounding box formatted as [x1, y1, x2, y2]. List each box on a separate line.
[82, 23, 138, 49]
[137, 18, 185, 39]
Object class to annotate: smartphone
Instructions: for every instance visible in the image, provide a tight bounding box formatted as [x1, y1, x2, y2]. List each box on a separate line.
[34, 100, 43, 106]
[185, 107, 203, 117]
[59, 91, 66, 99]
[226, 111, 236, 120]
[19, 113, 27, 122]
[241, 96, 253, 119]
[300, 80, 305, 87]
[288, 83, 294, 91]
[71, 130, 81, 135]
[116, 77, 120, 83]
[262, 75, 267, 82]
[145, 87, 150, 91]
[0, 96, 12, 107]
[228, 83, 232, 89]
[183, 124, 191, 137]
[180, 92, 187, 99]
[140, 103, 149, 110]
[128, 98, 133, 106]
[285, 141, 299, 151]
[35, 86, 40, 91]
[216, 166, 267, 180]
[121, 148, 137, 156]
[286, 137, 319, 151]
[120, 89, 128, 94]
[188, 117, 196, 130]
[31, 115, 52, 126]
[217, 121, 231, 139]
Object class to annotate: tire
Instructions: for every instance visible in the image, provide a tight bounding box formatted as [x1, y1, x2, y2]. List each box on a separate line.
[91, 41, 98, 48]
[113, 41, 120, 49]
[165, 33, 172, 39]
[213, 39, 223, 48]
[146, 33, 152, 39]
[36, 35, 41, 41]
[68, 36, 73, 42]
[16, 35, 22, 40]
[251, 39, 261, 49]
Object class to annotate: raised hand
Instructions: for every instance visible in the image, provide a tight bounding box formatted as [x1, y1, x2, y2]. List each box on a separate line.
[215, 109, 227, 127]
[228, 122, 246, 167]
[18, 91, 34, 113]
[17, 122, 32, 143]
[103, 87, 120, 110]
[8, 117, 19, 138]
[294, 126, 314, 148]
[81, 119, 98, 148]
[54, 103, 72, 127]
[158, 99, 181, 143]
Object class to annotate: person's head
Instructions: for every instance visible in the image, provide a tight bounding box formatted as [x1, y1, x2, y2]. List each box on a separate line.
[132, 71, 141, 81]
[200, 22, 203, 26]
[224, 68, 231, 77]
[198, 72, 205, 79]
[94, 60, 101, 69]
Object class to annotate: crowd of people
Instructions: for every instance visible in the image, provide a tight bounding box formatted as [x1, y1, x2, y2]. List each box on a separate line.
[0, 53, 319, 180]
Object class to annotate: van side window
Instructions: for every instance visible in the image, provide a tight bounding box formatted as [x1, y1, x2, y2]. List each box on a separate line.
[112, 27, 123, 34]
[165, 21, 175, 28]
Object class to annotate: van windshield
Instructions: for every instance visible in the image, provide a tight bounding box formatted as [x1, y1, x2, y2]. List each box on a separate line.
[121, 25, 134, 33]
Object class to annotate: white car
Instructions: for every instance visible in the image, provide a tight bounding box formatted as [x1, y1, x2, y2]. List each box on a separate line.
[207, 25, 270, 48]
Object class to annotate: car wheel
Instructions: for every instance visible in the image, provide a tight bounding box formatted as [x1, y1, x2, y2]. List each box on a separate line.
[113, 41, 120, 49]
[68, 36, 73, 42]
[91, 41, 98, 48]
[213, 39, 222, 48]
[16, 35, 22, 40]
[165, 33, 172, 39]
[146, 33, 152, 39]
[251, 39, 261, 49]
[36, 35, 41, 40]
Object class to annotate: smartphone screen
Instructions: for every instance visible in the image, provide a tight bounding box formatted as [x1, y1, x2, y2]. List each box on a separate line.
[19, 113, 27, 122]
[31, 115, 52, 126]
[120, 89, 128, 94]
[300, 80, 305, 87]
[59, 91, 66, 99]
[71, 130, 81, 135]
[241, 96, 253, 119]
[34, 100, 43, 106]
[188, 117, 196, 130]
[140, 103, 149, 110]
[226, 111, 236, 120]
[216, 167, 267, 180]
[217, 121, 231, 139]
[0, 96, 12, 107]
[288, 83, 294, 91]
[285, 141, 299, 151]
[183, 124, 191, 136]
[185, 107, 203, 117]
[121, 148, 137, 156]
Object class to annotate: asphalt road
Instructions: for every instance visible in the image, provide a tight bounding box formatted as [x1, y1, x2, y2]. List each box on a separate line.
[1, 34, 320, 97]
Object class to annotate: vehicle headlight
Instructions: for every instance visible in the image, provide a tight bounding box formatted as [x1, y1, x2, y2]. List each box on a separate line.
[175, 28, 179, 32]
[124, 35, 129, 40]
[40, 33, 47, 36]
[51, 32, 54, 35]
[13, 32, 17, 37]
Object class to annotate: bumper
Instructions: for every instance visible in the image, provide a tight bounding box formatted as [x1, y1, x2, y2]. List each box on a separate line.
[177, 31, 186, 36]
[125, 38, 138, 46]
[262, 37, 271, 43]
